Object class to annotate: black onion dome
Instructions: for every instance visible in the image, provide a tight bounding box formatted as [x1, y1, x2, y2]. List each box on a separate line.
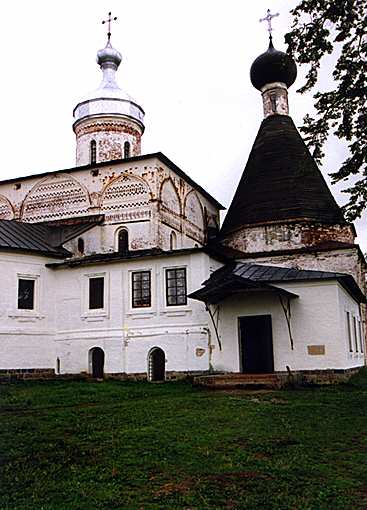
[250, 38, 297, 90]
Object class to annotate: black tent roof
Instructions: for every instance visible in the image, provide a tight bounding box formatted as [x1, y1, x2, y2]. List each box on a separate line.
[221, 115, 346, 235]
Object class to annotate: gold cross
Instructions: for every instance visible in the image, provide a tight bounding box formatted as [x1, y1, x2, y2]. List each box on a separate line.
[259, 9, 279, 34]
[102, 12, 118, 42]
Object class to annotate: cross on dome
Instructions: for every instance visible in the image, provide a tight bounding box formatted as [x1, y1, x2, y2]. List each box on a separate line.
[102, 11, 118, 42]
[259, 9, 279, 37]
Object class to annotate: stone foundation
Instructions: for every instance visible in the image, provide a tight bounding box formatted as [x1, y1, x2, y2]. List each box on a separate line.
[0, 368, 55, 383]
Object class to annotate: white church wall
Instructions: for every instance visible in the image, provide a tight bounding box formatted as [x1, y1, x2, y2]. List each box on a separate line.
[0, 156, 219, 254]
[336, 284, 365, 368]
[0, 252, 58, 370]
[211, 280, 364, 373]
[53, 251, 213, 375]
[64, 221, 155, 256]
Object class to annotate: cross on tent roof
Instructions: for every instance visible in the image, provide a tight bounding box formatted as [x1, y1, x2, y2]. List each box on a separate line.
[102, 12, 117, 42]
[260, 9, 279, 36]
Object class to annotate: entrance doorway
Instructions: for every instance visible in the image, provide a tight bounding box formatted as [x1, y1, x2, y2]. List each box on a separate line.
[239, 315, 274, 373]
[90, 347, 105, 378]
[148, 347, 165, 382]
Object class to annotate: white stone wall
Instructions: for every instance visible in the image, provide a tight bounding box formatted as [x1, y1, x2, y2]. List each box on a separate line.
[0, 251, 215, 375]
[210, 281, 365, 373]
[1, 249, 364, 377]
[0, 252, 59, 370]
[0, 156, 219, 255]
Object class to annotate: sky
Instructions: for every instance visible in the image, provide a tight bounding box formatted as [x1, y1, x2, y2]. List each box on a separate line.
[1, 0, 365, 250]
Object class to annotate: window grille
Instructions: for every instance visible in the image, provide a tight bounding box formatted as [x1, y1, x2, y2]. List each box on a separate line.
[166, 268, 187, 306]
[132, 271, 151, 307]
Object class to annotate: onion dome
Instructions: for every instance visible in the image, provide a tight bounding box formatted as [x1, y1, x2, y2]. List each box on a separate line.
[73, 40, 144, 129]
[96, 41, 122, 68]
[250, 38, 297, 91]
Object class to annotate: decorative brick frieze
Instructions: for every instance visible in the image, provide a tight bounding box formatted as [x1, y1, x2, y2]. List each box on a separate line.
[74, 117, 143, 166]
[0, 195, 14, 220]
[74, 120, 142, 139]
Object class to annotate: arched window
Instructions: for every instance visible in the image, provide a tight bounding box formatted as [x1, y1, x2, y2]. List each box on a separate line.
[77, 237, 84, 254]
[90, 140, 97, 164]
[124, 141, 130, 159]
[170, 231, 177, 250]
[117, 229, 129, 253]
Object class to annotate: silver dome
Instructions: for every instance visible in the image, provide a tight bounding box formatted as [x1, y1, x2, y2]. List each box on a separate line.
[73, 41, 145, 128]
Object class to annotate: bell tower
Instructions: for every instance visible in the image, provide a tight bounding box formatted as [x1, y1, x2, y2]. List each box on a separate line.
[73, 13, 145, 166]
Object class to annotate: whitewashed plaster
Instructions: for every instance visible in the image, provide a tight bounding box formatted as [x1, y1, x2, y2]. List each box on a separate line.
[0, 156, 219, 254]
[210, 280, 365, 373]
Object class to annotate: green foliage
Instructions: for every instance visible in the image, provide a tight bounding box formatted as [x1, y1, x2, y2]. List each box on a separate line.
[1, 380, 367, 509]
[285, 0, 367, 221]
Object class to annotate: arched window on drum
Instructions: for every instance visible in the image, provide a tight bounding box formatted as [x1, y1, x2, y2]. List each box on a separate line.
[90, 140, 97, 164]
[124, 141, 130, 159]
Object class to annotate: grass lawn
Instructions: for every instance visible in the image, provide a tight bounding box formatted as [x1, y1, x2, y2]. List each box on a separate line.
[1, 373, 367, 510]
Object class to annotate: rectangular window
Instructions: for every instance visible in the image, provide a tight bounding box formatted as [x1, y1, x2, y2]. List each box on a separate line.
[353, 316, 359, 352]
[132, 271, 151, 308]
[18, 279, 35, 310]
[166, 268, 187, 306]
[346, 312, 353, 352]
[358, 320, 364, 353]
[89, 277, 104, 310]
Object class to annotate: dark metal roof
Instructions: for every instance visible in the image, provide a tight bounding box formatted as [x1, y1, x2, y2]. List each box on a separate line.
[221, 115, 346, 235]
[189, 262, 366, 305]
[1, 152, 224, 211]
[46, 247, 208, 269]
[0, 220, 70, 257]
[0, 217, 103, 258]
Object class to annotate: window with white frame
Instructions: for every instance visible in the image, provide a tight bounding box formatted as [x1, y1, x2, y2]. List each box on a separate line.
[353, 316, 359, 352]
[358, 320, 364, 353]
[166, 268, 187, 306]
[132, 271, 151, 308]
[346, 311, 353, 352]
[89, 276, 104, 310]
[18, 278, 36, 310]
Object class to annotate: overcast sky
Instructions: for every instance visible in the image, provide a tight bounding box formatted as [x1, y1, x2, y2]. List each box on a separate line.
[1, 0, 365, 250]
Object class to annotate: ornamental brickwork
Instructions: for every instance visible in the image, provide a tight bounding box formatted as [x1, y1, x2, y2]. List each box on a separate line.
[74, 117, 143, 166]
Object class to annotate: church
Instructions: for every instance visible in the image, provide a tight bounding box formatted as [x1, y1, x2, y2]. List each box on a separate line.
[0, 16, 365, 385]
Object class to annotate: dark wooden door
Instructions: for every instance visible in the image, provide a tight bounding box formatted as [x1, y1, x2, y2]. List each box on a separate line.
[239, 315, 274, 373]
[149, 348, 165, 381]
[92, 348, 104, 378]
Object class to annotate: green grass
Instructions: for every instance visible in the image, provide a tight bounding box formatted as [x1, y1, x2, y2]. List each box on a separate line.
[1, 372, 367, 510]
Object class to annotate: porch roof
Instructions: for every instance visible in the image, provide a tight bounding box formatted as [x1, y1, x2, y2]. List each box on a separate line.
[188, 262, 366, 305]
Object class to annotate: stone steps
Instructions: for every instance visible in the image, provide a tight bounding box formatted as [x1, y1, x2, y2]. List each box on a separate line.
[194, 373, 288, 390]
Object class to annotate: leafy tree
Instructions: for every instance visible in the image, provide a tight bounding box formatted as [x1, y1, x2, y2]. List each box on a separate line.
[285, 0, 366, 221]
